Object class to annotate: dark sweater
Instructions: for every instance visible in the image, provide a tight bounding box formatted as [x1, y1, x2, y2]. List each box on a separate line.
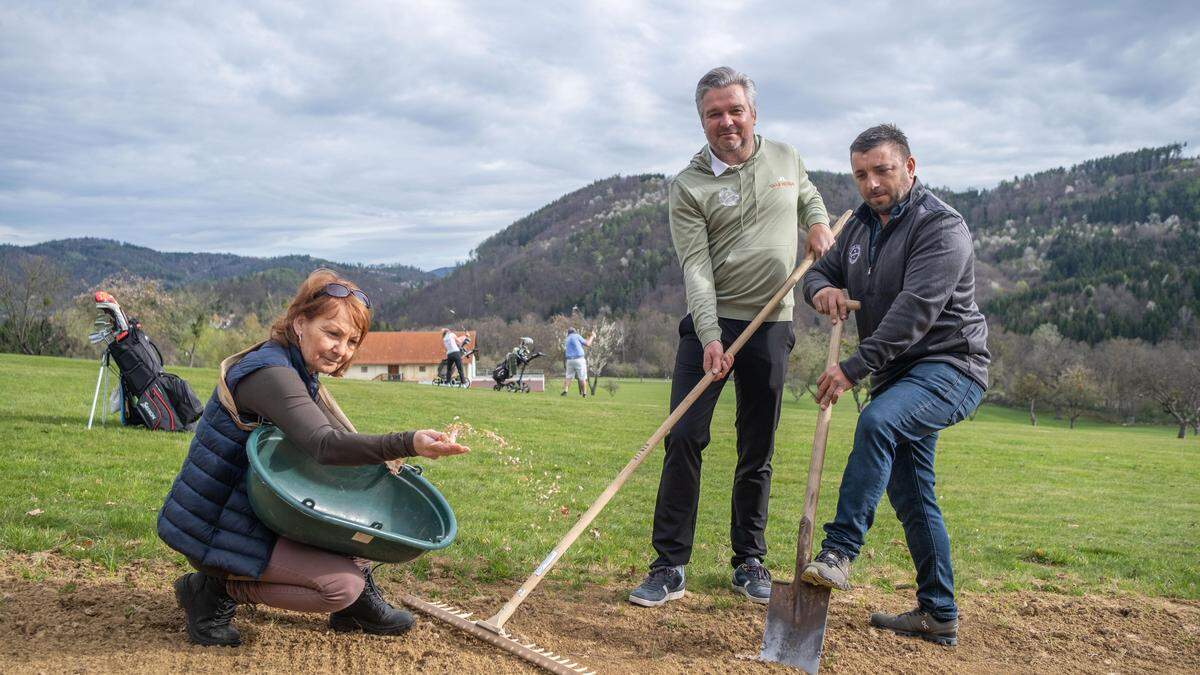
[802, 178, 989, 394]
[234, 366, 416, 464]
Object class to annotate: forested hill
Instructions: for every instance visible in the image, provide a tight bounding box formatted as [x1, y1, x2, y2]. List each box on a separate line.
[381, 170, 862, 326]
[6, 145, 1197, 346]
[0, 238, 433, 316]
[387, 144, 1200, 344]
[960, 144, 1199, 343]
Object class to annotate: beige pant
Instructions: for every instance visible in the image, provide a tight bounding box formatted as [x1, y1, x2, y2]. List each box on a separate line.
[565, 357, 588, 380]
[222, 537, 365, 613]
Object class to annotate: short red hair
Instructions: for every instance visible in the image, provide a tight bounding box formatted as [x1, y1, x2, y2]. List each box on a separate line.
[269, 269, 371, 377]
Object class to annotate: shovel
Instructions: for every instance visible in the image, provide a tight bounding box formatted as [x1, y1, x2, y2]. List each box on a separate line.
[760, 295, 859, 673]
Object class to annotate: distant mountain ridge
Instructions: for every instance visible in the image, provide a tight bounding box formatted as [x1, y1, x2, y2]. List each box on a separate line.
[386, 144, 1200, 344]
[6, 144, 1197, 344]
[0, 237, 433, 308]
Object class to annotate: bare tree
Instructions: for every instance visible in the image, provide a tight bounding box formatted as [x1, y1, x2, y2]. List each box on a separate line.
[172, 291, 219, 368]
[1005, 323, 1070, 425]
[584, 316, 625, 395]
[1138, 343, 1200, 439]
[848, 376, 872, 413]
[1011, 372, 1047, 426]
[1053, 364, 1101, 429]
[785, 327, 827, 402]
[1093, 338, 1148, 423]
[623, 309, 677, 377]
[784, 324, 872, 411]
[0, 255, 68, 355]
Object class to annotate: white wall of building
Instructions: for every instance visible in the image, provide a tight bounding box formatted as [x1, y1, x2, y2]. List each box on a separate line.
[344, 364, 390, 381]
[344, 358, 476, 382]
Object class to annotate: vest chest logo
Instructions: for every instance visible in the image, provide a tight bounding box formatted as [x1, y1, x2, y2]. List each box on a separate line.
[848, 243, 862, 265]
[718, 187, 740, 207]
[768, 176, 795, 189]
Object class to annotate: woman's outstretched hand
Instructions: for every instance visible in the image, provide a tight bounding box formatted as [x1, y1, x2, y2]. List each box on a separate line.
[412, 429, 470, 459]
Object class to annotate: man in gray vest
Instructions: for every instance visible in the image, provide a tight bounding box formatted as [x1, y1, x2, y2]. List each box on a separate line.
[629, 66, 833, 608]
[799, 124, 989, 647]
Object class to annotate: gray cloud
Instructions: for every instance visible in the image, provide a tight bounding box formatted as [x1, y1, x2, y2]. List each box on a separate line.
[2, 0, 1197, 268]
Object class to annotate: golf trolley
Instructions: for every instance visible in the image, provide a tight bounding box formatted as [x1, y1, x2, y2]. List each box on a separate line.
[433, 337, 477, 388]
[492, 337, 543, 393]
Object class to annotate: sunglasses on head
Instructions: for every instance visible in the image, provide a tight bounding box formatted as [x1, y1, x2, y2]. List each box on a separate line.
[319, 282, 371, 309]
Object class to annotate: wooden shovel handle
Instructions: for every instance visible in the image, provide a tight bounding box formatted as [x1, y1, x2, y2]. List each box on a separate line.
[794, 293, 857, 570]
[482, 211, 854, 630]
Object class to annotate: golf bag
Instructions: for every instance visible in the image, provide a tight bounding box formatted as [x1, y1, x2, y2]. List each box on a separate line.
[91, 292, 202, 432]
[491, 337, 543, 393]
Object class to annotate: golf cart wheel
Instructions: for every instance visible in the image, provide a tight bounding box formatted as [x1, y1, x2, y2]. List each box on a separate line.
[522, 384, 531, 393]
[493, 383, 502, 391]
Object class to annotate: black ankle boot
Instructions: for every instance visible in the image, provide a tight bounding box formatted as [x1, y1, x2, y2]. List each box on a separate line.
[329, 566, 415, 635]
[173, 572, 241, 646]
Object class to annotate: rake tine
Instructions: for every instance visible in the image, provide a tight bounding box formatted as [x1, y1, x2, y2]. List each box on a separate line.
[403, 593, 596, 675]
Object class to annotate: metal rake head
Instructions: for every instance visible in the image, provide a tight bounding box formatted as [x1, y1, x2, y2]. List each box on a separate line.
[405, 596, 595, 675]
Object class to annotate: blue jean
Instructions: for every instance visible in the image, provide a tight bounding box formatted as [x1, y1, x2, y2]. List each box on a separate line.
[821, 361, 983, 621]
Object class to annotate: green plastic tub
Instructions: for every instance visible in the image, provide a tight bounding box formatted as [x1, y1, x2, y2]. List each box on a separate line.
[246, 425, 456, 563]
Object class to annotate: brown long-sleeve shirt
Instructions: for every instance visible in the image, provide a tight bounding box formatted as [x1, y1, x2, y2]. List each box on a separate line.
[234, 366, 416, 464]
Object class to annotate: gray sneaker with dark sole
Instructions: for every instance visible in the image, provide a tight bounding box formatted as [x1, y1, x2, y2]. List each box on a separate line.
[628, 566, 685, 607]
[800, 548, 852, 591]
[731, 558, 772, 604]
[869, 608, 958, 646]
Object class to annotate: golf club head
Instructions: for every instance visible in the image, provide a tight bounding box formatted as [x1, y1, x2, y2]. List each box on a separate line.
[94, 292, 129, 332]
[760, 579, 831, 673]
[89, 313, 114, 343]
[97, 306, 128, 331]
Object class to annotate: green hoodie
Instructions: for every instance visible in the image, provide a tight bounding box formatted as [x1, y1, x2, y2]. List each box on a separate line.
[669, 135, 828, 347]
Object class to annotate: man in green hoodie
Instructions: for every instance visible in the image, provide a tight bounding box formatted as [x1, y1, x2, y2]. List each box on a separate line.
[629, 66, 833, 608]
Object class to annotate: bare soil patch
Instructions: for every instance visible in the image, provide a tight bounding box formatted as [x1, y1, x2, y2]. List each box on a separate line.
[2, 553, 1196, 673]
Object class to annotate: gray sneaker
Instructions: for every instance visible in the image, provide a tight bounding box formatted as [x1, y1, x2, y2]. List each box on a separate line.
[869, 608, 958, 646]
[800, 548, 852, 591]
[628, 566, 685, 607]
[731, 558, 772, 604]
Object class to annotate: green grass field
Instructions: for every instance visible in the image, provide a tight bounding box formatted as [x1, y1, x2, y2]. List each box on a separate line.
[1, 353, 1196, 600]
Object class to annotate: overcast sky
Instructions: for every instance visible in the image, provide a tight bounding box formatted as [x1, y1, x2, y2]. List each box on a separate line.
[3, 1, 1197, 269]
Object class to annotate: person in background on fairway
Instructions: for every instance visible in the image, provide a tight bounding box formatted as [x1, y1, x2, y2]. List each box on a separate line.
[157, 269, 469, 647]
[561, 327, 594, 397]
[629, 66, 834, 608]
[442, 327, 470, 384]
[799, 124, 989, 647]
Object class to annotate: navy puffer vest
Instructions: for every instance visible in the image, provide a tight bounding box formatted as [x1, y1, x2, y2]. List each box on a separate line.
[156, 340, 319, 578]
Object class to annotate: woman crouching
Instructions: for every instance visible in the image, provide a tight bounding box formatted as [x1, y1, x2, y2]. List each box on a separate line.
[156, 269, 468, 646]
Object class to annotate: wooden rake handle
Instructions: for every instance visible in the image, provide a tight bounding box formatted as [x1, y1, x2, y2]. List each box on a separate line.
[483, 210, 854, 631]
[794, 293, 860, 571]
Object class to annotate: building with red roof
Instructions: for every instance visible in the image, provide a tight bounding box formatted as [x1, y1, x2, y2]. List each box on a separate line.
[346, 330, 476, 382]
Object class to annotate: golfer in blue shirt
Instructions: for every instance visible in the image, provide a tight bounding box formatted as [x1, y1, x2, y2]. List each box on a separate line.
[561, 327, 594, 397]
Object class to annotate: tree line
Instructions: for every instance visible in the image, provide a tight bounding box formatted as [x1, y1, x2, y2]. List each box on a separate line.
[4, 254, 1198, 437]
[783, 319, 1200, 438]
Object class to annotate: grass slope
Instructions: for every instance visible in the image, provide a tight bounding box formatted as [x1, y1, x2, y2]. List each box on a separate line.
[1, 353, 1196, 600]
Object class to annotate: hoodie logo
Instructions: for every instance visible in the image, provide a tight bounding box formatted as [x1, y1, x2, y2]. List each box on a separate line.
[848, 243, 862, 264]
[718, 187, 740, 207]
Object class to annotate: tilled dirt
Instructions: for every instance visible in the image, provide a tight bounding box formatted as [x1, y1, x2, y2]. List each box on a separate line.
[2, 552, 1197, 674]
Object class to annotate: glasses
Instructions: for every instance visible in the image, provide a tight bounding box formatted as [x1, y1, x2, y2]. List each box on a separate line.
[320, 283, 371, 309]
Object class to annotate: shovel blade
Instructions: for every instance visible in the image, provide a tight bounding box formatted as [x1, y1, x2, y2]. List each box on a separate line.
[759, 580, 831, 673]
